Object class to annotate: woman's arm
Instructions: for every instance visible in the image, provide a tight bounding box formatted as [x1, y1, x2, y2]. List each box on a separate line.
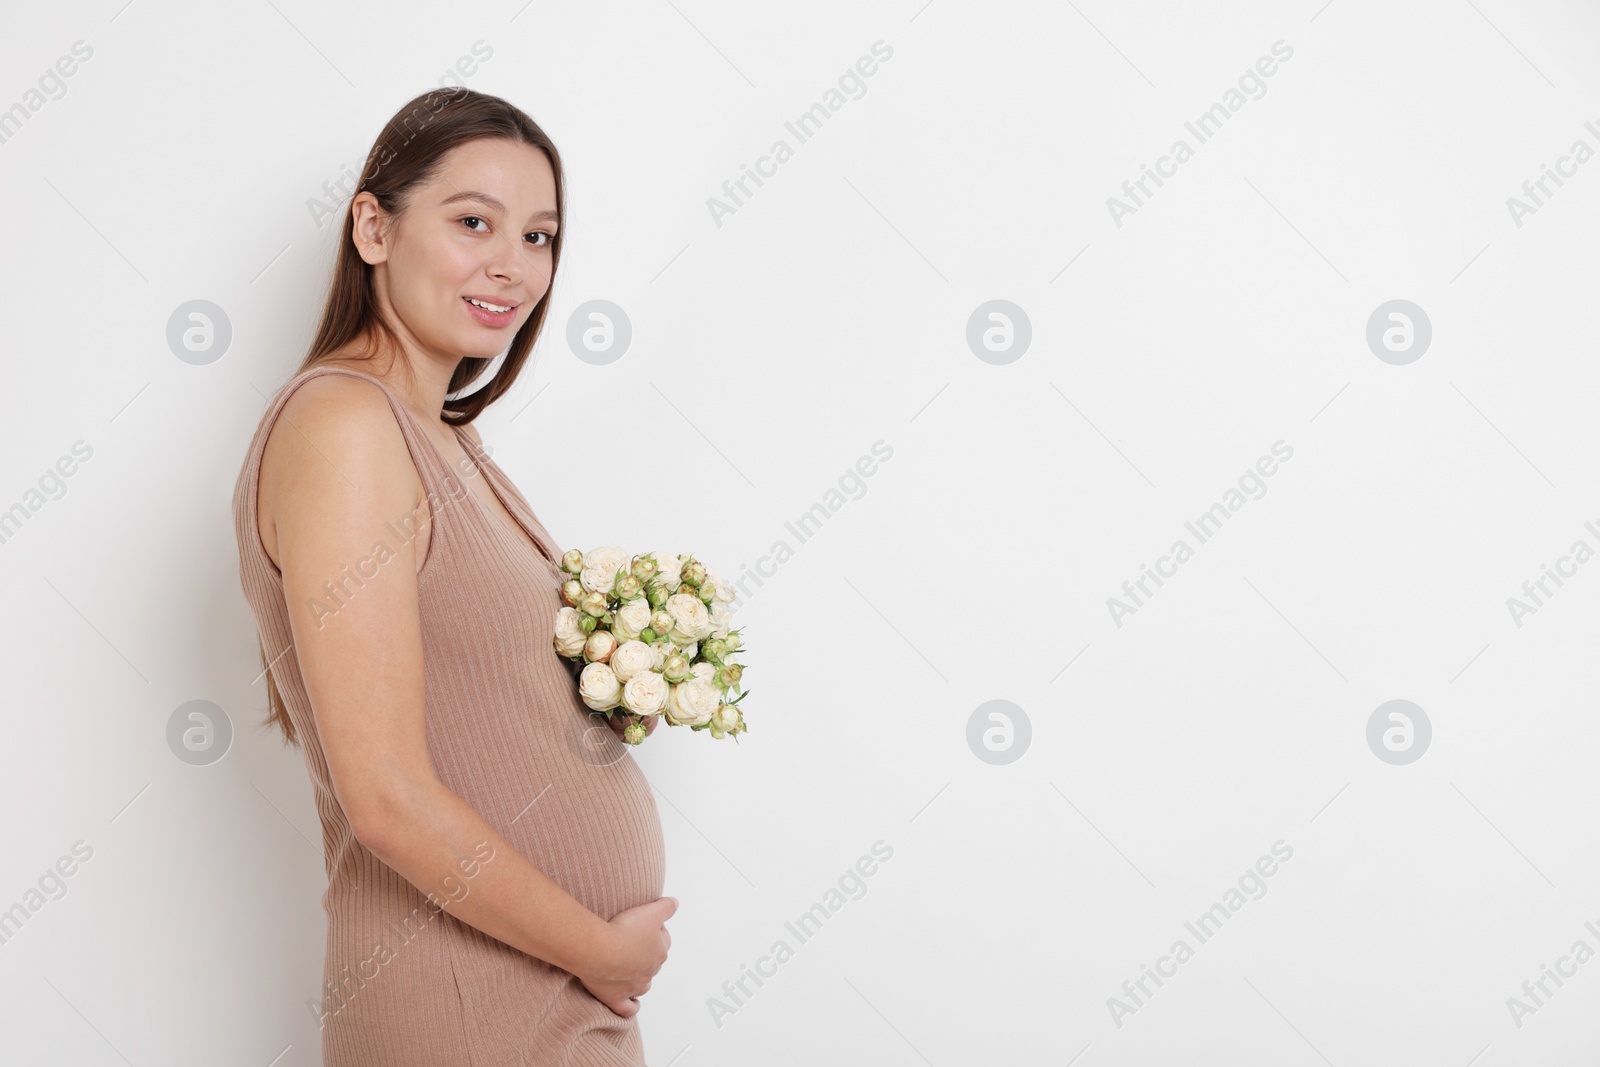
[260, 376, 665, 1000]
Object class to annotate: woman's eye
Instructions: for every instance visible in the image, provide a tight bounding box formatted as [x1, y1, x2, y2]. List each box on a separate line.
[463, 217, 551, 246]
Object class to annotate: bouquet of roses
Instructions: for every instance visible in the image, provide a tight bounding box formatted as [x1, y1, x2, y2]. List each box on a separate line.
[552, 546, 749, 746]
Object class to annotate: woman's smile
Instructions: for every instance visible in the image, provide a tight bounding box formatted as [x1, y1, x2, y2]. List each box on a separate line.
[462, 293, 519, 328]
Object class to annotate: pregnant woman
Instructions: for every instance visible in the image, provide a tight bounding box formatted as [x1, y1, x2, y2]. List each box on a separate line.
[230, 88, 676, 1066]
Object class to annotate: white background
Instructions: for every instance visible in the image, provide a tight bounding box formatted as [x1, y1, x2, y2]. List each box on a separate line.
[2, 0, 1598, 1064]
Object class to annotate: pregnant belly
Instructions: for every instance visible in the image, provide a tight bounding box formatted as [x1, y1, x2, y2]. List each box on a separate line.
[456, 701, 667, 920]
[518, 746, 666, 918]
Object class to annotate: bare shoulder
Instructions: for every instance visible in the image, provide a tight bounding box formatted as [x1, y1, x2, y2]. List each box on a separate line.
[257, 373, 424, 570]
[458, 421, 483, 447]
[262, 373, 411, 487]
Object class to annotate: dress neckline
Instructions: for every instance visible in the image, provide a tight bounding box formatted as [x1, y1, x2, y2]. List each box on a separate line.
[450, 427, 566, 573]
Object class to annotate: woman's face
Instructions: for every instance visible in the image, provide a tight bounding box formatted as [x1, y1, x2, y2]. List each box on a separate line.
[362, 137, 558, 364]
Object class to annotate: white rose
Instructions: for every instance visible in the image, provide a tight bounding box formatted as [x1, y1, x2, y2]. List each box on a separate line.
[553, 606, 587, 658]
[689, 662, 717, 682]
[621, 670, 669, 716]
[664, 593, 712, 645]
[577, 662, 622, 711]
[664, 677, 719, 727]
[612, 598, 653, 642]
[708, 602, 734, 640]
[583, 630, 616, 664]
[580, 546, 631, 595]
[704, 567, 737, 606]
[650, 552, 686, 592]
[610, 640, 657, 684]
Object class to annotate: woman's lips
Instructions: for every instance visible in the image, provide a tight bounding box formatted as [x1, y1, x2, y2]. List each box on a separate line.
[463, 296, 517, 328]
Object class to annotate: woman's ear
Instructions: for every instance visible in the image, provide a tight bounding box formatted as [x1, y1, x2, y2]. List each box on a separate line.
[350, 192, 390, 266]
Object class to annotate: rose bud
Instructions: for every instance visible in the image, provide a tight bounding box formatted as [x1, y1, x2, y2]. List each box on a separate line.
[711, 702, 743, 735]
[662, 653, 691, 683]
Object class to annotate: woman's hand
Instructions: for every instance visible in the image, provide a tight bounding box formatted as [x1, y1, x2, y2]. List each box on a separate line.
[608, 712, 659, 742]
[575, 896, 678, 1017]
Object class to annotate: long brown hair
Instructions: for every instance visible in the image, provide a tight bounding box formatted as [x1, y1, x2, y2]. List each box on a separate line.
[260, 87, 567, 746]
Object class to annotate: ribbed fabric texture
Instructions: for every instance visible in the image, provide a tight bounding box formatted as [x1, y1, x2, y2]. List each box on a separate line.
[231, 365, 667, 1067]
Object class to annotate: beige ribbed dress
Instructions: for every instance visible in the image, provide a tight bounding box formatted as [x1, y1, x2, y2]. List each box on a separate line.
[231, 364, 666, 1066]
